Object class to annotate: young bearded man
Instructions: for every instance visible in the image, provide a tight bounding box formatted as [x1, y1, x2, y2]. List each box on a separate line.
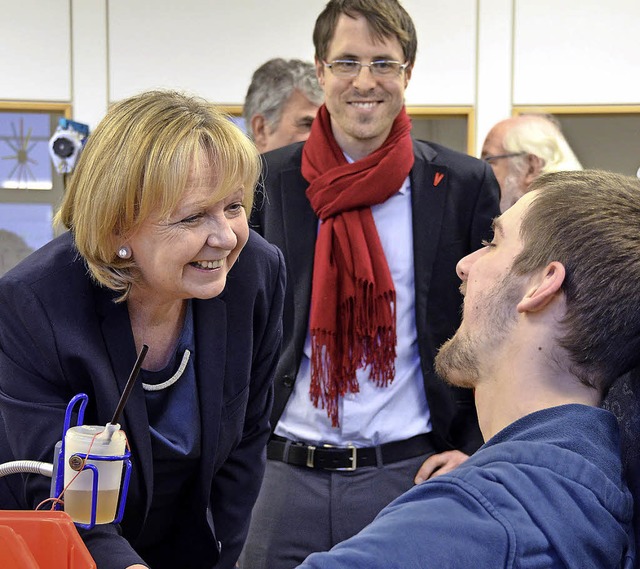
[298, 169, 640, 569]
[240, 1, 500, 567]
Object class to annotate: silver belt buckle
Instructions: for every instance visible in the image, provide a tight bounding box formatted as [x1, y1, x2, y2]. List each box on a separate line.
[323, 442, 357, 471]
[306, 445, 316, 468]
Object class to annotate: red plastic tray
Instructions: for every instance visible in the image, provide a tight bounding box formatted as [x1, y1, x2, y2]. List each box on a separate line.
[0, 510, 95, 569]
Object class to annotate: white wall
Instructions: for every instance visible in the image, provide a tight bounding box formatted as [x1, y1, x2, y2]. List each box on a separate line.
[1, 0, 71, 101]
[107, 0, 325, 104]
[402, 0, 477, 106]
[513, 0, 640, 105]
[2, 0, 639, 152]
[72, 0, 109, 131]
[107, 0, 478, 107]
[476, 0, 514, 155]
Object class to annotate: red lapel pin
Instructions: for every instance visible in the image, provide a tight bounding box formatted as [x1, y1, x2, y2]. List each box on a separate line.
[434, 172, 444, 187]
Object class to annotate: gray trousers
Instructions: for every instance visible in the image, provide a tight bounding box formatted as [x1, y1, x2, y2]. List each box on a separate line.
[238, 454, 427, 569]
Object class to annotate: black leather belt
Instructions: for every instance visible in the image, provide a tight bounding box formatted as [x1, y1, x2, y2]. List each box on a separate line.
[267, 433, 436, 471]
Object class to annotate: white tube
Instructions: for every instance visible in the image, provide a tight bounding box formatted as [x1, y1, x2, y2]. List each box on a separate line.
[0, 460, 54, 478]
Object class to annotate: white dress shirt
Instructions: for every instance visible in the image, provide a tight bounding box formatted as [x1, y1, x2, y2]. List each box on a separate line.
[276, 176, 432, 446]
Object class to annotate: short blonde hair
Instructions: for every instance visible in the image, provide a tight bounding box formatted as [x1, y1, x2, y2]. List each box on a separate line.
[56, 90, 260, 299]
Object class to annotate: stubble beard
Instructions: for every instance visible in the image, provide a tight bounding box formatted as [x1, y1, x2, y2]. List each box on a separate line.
[435, 272, 524, 389]
[435, 330, 482, 389]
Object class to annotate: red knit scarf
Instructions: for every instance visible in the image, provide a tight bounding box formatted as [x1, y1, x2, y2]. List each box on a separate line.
[301, 104, 414, 427]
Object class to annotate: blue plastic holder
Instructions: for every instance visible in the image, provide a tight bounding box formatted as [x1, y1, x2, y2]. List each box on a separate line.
[54, 393, 132, 529]
[57, 117, 90, 138]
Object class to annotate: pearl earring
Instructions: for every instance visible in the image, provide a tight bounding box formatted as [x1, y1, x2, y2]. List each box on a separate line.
[117, 246, 131, 259]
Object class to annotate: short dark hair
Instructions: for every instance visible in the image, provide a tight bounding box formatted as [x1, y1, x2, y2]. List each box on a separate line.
[512, 170, 640, 393]
[313, 0, 417, 66]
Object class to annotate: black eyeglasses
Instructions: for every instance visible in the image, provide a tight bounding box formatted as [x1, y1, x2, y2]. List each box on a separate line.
[483, 152, 526, 164]
[323, 59, 409, 78]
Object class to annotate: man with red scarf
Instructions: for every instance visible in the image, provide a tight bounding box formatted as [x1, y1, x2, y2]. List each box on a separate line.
[240, 2, 499, 568]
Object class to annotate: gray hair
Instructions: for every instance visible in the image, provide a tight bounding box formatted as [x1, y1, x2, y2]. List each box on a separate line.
[504, 114, 583, 176]
[243, 58, 324, 138]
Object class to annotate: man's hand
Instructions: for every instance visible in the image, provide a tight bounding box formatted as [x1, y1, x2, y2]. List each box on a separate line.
[413, 450, 469, 484]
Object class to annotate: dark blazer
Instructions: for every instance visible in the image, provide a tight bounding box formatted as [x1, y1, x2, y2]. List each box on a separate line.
[0, 230, 285, 569]
[251, 139, 500, 454]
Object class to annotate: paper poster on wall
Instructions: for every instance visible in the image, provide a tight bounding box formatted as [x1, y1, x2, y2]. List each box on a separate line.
[0, 112, 54, 190]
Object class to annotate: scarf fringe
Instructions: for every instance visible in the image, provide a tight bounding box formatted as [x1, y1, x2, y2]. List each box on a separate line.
[309, 281, 397, 427]
[302, 105, 413, 428]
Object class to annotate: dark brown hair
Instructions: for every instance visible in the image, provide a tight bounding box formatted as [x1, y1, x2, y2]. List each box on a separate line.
[512, 170, 640, 394]
[313, 0, 417, 66]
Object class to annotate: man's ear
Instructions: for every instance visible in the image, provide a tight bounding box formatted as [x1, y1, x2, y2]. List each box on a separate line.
[524, 154, 545, 186]
[517, 261, 565, 313]
[250, 114, 268, 153]
[315, 57, 325, 86]
[404, 64, 413, 87]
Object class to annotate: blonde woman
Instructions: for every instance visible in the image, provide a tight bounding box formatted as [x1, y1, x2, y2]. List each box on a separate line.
[0, 90, 285, 569]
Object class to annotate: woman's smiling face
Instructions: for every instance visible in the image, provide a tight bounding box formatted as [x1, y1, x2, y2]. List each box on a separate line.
[126, 157, 249, 305]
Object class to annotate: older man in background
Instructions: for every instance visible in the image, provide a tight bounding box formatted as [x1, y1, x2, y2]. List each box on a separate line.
[482, 114, 582, 212]
[243, 58, 324, 153]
